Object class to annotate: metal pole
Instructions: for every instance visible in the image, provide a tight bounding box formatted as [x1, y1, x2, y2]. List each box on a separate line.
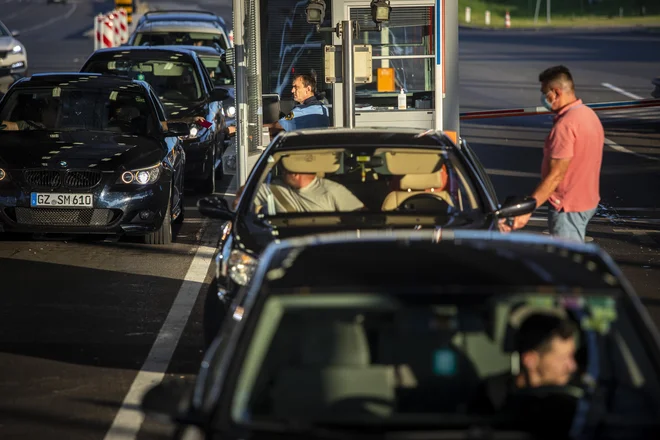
[546, 0, 551, 24]
[233, 0, 248, 186]
[342, 20, 355, 128]
[534, 0, 541, 25]
[434, 0, 443, 131]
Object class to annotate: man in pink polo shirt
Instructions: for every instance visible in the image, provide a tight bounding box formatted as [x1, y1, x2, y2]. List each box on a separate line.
[500, 65, 604, 242]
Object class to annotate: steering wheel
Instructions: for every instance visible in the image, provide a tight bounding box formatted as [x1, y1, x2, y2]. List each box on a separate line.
[396, 193, 453, 213]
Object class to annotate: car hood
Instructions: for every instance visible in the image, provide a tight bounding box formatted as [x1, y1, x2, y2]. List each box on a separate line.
[236, 213, 489, 256]
[0, 131, 165, 171]
[0, 36, 19, 52]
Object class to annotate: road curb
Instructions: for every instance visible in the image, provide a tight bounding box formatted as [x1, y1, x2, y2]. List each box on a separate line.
[459, 24, 660, 32]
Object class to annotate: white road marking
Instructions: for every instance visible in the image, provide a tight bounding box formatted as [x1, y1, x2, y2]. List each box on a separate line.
[613, 228, 660, 234]
[601, 82, 644, 100]
[632, 231, 657, 246]
[102, 221, 219, 440]
[604, 138, 659, 162]
[19, 3, 77, 35]
[4, 4, 29, 20]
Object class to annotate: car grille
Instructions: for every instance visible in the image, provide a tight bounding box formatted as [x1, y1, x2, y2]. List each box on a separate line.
[0, 67, 11, 76]
[23, 169, 103, 189]
[0, 51, 7, 59]
[9, 208, 120, 226]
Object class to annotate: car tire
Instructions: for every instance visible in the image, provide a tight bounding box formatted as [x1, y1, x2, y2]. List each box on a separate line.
[203, 278, 228, 349]
[145, 196, 173, 245]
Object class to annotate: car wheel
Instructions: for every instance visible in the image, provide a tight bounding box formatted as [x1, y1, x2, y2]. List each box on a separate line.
[145, 197, 173, 245]
[203, 278, 228, 349]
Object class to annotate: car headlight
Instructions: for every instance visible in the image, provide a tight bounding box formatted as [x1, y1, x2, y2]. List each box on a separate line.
[226, 105, 236, 118]
[117, 163, 162, 185]
[0, 168, 9, 182]
[228, 249, 258, 286]
[179, 125, 201, 140]
[11, 45, 23, 54]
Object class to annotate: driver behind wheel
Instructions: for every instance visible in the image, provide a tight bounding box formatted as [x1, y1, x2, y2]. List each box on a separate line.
[253, 161, 364, 214]
[469, 313, 578, 413]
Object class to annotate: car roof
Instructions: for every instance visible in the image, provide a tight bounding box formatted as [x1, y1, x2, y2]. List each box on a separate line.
[13, 73, 148, 90]
[257, 230, 627, 291]
[141, 10, 224, 23]
[85, 46, 199, 61]
[273, 127, 455, 150]
[136, 21, 225, 33]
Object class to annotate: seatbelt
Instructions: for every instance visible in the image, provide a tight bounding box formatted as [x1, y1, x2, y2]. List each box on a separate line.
[269, 185, 297, 213]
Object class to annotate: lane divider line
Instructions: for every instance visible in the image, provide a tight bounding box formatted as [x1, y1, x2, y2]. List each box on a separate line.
[102, 220, 220, 440]
[604, 137, 659, 162]
[602, 82, 644, 100]
[19, 3, 77, 35]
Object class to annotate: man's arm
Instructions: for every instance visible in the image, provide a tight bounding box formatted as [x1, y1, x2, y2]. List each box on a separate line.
[531, 158, 571, 208]
[0, 121, 19, 131]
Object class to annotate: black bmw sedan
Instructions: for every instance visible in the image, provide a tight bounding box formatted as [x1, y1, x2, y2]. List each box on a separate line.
[0, 73, 188, 244]
[80, 46, 231, 194]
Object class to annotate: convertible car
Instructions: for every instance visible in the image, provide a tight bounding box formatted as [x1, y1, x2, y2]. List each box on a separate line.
[197, 127, 538, 344]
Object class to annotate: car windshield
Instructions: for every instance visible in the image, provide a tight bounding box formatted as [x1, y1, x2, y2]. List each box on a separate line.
[248, 146, 483, 219]
[83, 58, 203, 104]
[229, 288, 660, 436]
[0, 21, 10, 37]
[134, 31, 227, 50]
[199, 55, 233, 86]
[0, 85, 156, 135]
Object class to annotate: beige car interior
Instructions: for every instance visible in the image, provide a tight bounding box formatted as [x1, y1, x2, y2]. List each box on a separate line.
[255, 148, 479, 213]
[233, 295, 592, 420]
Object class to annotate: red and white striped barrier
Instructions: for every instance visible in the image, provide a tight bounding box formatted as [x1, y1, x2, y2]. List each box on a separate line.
[94, 8, 129, 50]
[460, 98, 660, 120]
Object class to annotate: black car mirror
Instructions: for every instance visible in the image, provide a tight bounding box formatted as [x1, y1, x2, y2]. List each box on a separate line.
[11, 30, 20, 38]
[165, 122, 189, 137]
[141, 378, 193, 423]
[198, 196, 234, 220]
[211, 87, 230, 102]
[494, 195, 537, 218]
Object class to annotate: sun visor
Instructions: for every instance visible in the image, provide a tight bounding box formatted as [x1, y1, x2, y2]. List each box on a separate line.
[280, 151, 342, 174]
[376, 150, 444, 175]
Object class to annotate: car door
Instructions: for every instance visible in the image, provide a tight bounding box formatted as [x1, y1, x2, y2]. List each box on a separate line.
[196, 57, 225, 151]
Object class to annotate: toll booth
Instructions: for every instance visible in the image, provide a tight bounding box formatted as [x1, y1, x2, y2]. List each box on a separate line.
[230, 0, 459, 185]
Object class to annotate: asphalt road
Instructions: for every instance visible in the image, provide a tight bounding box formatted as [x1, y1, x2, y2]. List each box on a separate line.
[0, 2, 659, 439]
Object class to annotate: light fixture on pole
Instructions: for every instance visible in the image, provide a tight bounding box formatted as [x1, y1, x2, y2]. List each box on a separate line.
[370, 0, 391, 24]
[305, 0, 326, 25]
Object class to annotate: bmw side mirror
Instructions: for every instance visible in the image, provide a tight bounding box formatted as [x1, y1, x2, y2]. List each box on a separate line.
[11, 30, 20, 38]
[198, 196, 234, 220]
[494, 195, 537, 218]
[165, 122, 189, 137]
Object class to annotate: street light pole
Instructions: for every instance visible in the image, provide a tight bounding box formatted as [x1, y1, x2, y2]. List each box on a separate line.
[342, 20, 355, 128]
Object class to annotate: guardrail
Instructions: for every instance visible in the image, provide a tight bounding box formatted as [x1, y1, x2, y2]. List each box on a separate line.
[94, 8, 129, 50]
[460, 98, 660, 120]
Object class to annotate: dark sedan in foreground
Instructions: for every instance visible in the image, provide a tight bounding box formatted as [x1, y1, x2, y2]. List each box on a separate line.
[197, 127, 537, 344]
[142, 230, 660, 440]
[0, 73, 188, 244]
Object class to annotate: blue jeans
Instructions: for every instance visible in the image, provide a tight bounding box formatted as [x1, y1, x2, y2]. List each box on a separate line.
[547, 207, 597, 242]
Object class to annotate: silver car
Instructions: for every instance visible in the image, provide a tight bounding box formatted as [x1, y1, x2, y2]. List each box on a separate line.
[0, 20, 27, 93]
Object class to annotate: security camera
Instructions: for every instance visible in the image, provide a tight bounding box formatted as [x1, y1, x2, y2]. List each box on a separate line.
[371, 0, 391, 23]
[306, 0, 326, 25]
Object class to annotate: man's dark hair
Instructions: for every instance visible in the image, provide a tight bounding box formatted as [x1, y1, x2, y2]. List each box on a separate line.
[516, 313, 577, 354]
[538, 65, 574, 91]
[294, 73, 316, 93]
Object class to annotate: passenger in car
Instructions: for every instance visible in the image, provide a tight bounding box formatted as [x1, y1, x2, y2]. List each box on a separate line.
[253, 166, 364, 214]
[469, 313, 578, 413]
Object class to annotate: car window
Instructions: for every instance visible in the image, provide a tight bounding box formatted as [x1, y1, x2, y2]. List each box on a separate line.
[0, 85, 157, 135]
[133, 31, 227, 51]
[227, 288, 660, 435]
[199, 56, 234, 86]
[83, 58, 203, 103]
[0, 21, 10, 37]
[247, 146, 483, 218]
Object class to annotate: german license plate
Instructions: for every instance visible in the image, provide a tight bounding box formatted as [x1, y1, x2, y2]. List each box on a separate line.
[30, 193, 93, 208]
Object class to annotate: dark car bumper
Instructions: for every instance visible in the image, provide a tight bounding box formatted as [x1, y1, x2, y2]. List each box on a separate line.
[0, 178, 171, 235]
